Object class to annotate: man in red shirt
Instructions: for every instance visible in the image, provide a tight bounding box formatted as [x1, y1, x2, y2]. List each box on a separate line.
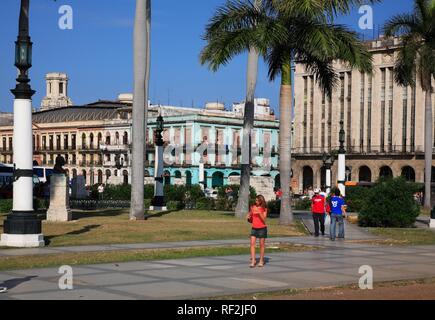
[311, 188, 326, 237]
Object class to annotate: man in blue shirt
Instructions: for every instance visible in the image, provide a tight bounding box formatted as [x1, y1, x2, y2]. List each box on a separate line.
[329, 189, 346, 241]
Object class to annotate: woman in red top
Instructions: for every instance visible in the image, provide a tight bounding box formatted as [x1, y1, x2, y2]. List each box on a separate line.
[246, 195, 268, 268]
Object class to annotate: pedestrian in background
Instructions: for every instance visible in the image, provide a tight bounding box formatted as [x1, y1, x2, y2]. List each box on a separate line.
[311, 188, 326, 237]
[329, 189, 347, 241]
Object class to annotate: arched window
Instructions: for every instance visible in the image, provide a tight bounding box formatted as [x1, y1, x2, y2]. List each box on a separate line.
[123, 132, 128, 145]
[82, 170, 87, 183]
[105, 132, 111, 145]
[303, 166, 314, 191]
[82, 133, 87, 148]
[401, 166, 415, 182]
[98, 170, 103, 184]
[359, 166, 372, 182]
[123, 170, 129, 185]
[115, 132, 120, 145]
[380, 166, 393, 179]
[185, 171, 192, 187]
[212, 172, 224, 188]
[97, 133, 102, 148]
[105, 169, 111, 182]
[89, 133, 94, 149]
[164, 170, 171, 185]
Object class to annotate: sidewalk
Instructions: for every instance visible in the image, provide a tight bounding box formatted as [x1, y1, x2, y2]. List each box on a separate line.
[1, 238, 435, 300]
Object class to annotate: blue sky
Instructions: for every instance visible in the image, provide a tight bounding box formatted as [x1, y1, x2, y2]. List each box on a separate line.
[0, 0, 414, 113]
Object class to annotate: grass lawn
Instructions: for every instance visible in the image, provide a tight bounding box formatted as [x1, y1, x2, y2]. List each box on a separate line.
[0, 243, 317, 271]
[367, 228, 435, 245]
[0, 209, 307, 248]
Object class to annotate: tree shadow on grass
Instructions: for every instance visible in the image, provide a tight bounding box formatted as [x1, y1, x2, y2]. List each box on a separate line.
[72, 210, 126, 220]
[44, 224, 101, 246]
[0, 276, 37, 291]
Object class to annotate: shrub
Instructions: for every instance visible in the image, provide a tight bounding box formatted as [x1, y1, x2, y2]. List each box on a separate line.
[186, 185, 205, 202]
[0, 199, 13, 213]
[166, 201, 183, 211]
[144, 198, 152, 210]
[358, 177, 420, 228]
[144, 184, 154, 199]
[196, 197, 215, 210]
[294, 198, 311, 210]
[267, 200, 281, 215]
[102, 184, 132, 201]
[164, 185, 187, 202]
[33, 198, 45, 210]
[345, 186, 370, 213]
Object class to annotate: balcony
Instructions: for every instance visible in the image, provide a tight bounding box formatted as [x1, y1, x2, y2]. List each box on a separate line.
[100, 143, 131, 152]
[0, 148, 13, 154]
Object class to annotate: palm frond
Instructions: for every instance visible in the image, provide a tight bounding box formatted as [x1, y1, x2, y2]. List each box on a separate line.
[384, 13, 421, 37]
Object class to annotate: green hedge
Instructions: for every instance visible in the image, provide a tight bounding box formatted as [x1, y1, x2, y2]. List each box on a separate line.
[267, 200, 281, 215]
[345, 186, 371, 213]
[196, 198, 215, 210]
[166, 201, 183, 211]
[144, 199, 152, 209]
[358, 177, 420, 228]
[0, 199, 13, 214]
[294, 198, 311, 210]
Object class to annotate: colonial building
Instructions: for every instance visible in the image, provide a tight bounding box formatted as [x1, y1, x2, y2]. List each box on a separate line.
[293, 37, 435, 193]
[0, 75, 280, 190]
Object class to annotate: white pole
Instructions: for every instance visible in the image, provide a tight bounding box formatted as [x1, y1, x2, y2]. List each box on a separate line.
[338, 153, 346, 197]
[326, 168, 331, 195]
[13, 99, 34, 211]
[199, 160, 205, 191]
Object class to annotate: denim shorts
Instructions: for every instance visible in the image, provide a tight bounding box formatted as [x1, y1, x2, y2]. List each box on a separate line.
[251, 227, 268, 239]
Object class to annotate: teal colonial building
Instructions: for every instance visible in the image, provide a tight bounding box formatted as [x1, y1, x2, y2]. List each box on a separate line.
[142, 98, 281, 189]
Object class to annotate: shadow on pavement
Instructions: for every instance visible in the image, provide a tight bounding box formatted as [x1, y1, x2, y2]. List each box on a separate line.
[0, 276, 37, 291]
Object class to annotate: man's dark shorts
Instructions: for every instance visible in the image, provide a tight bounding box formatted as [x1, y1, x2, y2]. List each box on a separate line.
[251, 227, 268, 239]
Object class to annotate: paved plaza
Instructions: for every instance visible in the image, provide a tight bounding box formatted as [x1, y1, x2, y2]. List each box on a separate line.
[1, 216, 435, 300]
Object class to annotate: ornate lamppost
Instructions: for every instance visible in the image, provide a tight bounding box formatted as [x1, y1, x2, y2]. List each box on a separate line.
[150, 114, 166, 211]
[337, 120, 346, 197]
[322, 152, 335, 196]
[1, 0, 44, 247]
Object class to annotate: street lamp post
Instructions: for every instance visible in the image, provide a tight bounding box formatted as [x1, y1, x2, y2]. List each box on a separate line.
[150, 114, 166, 211]
[337, 120, 346, 197]
[1, 0, 44, 247]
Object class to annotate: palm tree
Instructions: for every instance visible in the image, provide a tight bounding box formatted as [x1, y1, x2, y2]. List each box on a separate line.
[236, 0, 261, 219]
[201, 0, 373, 224]
[130, 0, 151, 220]
[384, 0, 434, 210]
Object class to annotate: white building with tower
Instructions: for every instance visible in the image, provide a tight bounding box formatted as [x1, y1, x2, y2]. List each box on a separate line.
[40, 72, 73, 111]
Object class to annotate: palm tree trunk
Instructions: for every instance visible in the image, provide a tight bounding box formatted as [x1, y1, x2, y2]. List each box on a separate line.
[130, 0, 151, 220]
[235, 0, 261, 218]
[279, 62, 294, 225]
[235, 47, 259, 218]
[424, 88, 433, 210]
